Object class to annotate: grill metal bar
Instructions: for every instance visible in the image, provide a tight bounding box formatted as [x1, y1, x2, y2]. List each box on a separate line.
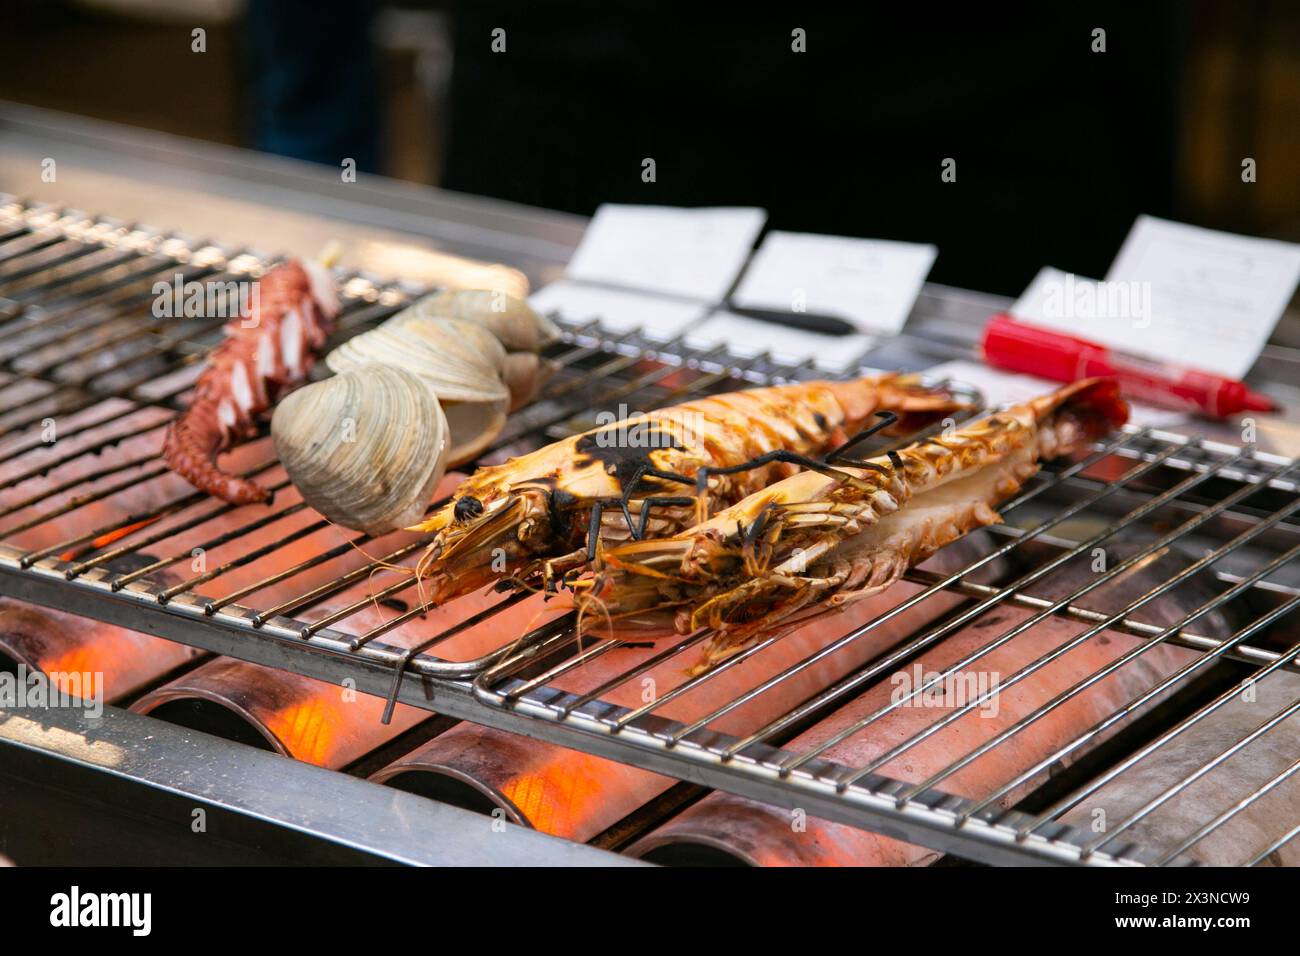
[0, 256, 212, 348]
[556, 633, 716, 717]
[19, 306, 215, 381]
[1152, 719, 1300, 864]
[10, 463, 173, 547]
[247, 534, 431, 625]
[1246, 821, 1300, 867]
[833, 454, 1292, 788]
[0, 231, 66, 266]
[667, 433, 1179, 752]
[3, 352, 203, 433]
[3, 417, 167, 487]
[905, 567, 1300, 673]
[10, 254, 241, 358]
[962, 593, 1300, 825]
[725, 434, 1188, 773]
[896, 540, 1300, 804]
[1084, 685, 1300, 858]
[64, 485, 264, 580]
[2, 250, 231, 341]
[352, 588, 534, 652]
[0, 450, 158, 518]
[0, 199, 1296, 867]
[153, 501, 314, 602]
[1021, 631, 1300, 838]
[0, 396, 175, 468]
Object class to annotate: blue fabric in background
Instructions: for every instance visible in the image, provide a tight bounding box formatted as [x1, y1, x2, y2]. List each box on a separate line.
[246, 0, 381, 173]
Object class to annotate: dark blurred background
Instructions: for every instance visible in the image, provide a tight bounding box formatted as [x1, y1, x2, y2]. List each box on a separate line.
[1, 1, 1297, 295]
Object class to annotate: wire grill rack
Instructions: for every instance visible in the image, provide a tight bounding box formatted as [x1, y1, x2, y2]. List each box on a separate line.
[1, 198, 1298, 867]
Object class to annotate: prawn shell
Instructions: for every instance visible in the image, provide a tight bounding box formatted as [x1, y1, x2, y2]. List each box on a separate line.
[596, 376, 1130, 669]
[406, 373, 971, 608]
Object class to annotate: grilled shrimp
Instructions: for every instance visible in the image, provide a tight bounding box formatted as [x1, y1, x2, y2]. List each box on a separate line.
[406, 374, 965, 604]
[591, 378, 1128, 672]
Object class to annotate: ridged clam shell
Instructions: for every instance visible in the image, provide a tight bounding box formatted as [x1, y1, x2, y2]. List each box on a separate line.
[388, 315, 509, 378]
[272, 367, 448, 536]
[394, 289, 560, 352]
[326, 318, 510, 405]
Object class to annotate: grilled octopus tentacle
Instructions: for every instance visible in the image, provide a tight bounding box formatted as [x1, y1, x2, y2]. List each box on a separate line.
[161, 259, 340, 504]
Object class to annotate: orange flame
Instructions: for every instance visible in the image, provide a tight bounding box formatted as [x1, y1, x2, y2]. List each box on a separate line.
[499, 753, 626, 840]
[59, 516, 161, 562]
[262, 697, 340, 767]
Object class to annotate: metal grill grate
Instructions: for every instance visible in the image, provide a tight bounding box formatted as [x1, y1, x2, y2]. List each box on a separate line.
[1, 198, 1298, 867]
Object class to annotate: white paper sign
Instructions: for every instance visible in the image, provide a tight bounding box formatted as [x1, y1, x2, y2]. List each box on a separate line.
[684, 310, 876, 372]
[732, 231, 937, 334]
[1105, 216, 1300, 378]
[1010, 266, 1103, 325]
[926, 359, 1186, 429]
[565, 204, 766, 302]
[528, 279, 707, 338]
[1011, 217, 1300, 379]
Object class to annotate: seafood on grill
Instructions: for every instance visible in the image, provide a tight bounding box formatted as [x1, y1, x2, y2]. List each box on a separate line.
[405, 290, 562, 410]
[590, 378, 1129, 672]
[322, 291, 556, 460]
[403, 374, 967, 605]
[399, 289, 561, 355]
[162, 258, 340, 505]
[271, 367, 451, 535]
[364, 289, 561, 412]
[326, 315, 512, 465]
[273, 291, 559, 533]
[500, 350, 555, 410]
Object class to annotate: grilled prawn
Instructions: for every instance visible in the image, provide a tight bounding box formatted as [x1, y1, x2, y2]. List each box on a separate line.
[407, 374, 965, 604]
[592, 378, 1128, 672]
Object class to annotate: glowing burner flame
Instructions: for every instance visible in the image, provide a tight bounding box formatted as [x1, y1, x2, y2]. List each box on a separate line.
[59, 516, 161, 562]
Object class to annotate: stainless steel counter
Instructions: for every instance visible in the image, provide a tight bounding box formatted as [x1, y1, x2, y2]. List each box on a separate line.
[0, 100, 583, 292]
[0, 702, 642, 866]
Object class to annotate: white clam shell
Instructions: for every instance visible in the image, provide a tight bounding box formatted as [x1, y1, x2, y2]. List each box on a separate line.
[393, 289, 560, 353]
[500, 351, 559, 411]
[443, 398, 508, 466]
[272, 367, 448, 536]
[325, 314, 514, 467]
[387, 315, 509, 379]
[326, 318, 509, 405]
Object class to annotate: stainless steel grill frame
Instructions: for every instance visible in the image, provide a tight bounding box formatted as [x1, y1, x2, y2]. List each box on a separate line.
[2, 198, 1298, 868]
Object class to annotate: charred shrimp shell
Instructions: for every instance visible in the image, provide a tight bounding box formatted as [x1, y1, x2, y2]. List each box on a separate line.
[407, 373, 968, 606]
[593, 378, 1129, 671]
